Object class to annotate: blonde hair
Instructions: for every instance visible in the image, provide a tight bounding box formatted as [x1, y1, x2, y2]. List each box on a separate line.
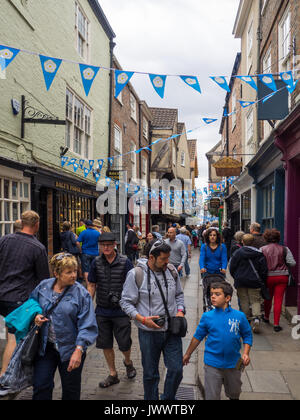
[242, 234, 254, 246]
[21, 210, 40, 228]
[50, 253, 78, 276]
[102, 226, 111, 233]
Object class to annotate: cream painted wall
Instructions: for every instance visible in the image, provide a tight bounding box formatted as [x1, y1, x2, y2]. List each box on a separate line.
[0, 0, 111, 182]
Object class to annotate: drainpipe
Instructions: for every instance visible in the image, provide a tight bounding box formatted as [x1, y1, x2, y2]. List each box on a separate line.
[256, 0, 262, 151]
[106, 40, 116, 229]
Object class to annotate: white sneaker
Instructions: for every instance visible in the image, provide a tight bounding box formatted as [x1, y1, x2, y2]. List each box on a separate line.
[0, 385, 11, 397]
[186, 275, 191, 280]
[252, 318, 260, 334]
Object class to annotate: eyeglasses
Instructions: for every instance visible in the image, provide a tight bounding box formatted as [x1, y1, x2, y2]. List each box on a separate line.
[55, 253, 73, 261]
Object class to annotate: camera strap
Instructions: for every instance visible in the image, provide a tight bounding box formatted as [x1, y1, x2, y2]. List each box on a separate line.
[148, 267, 171, 321]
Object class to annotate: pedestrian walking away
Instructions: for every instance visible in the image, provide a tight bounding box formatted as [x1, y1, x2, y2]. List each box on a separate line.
[176, 227, 192, 278]
[165, 227, 187, 278]
[261, 229, 296, 332]
[125, 223, 139, 263]
[229, 234, 268, 334]
[120, 240, 186, 400]
[87, 232, 136, 389]
[0, 210, 50, 378]
[183, 282, 252, 400]
[250, 223, 267, 249]
[29, 253, 98, 400]
[76, 220, 101, 284]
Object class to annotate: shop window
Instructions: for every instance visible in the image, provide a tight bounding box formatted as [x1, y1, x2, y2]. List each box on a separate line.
[0, 177, 30, 236]
[57, 192, 95, 232]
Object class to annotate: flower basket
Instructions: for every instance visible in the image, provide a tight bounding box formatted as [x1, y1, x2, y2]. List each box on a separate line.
[213, 157, 242, 177]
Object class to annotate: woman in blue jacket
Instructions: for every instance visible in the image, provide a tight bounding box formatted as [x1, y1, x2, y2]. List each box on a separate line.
[199, 228, 228, 276]
[31, 253, 98, 401]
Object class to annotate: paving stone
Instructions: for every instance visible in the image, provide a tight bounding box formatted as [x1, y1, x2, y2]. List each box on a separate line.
[247, 370, 290, 394]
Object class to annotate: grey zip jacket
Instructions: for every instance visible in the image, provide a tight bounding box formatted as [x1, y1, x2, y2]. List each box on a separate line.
[120, 258, 185, 332]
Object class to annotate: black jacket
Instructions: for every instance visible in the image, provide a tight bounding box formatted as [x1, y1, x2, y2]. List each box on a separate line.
[0, 232, 50, 302]
[229, 246, 268, 289]
[93, 252, 130, 308]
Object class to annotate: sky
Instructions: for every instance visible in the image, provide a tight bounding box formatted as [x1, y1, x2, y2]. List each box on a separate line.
[99, 0, 241, 186]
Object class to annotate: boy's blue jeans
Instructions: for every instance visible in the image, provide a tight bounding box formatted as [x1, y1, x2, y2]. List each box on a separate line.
[138, 329, 183, 400]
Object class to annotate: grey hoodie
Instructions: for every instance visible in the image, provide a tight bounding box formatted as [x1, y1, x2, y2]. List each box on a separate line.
[120, 258, 185, 332]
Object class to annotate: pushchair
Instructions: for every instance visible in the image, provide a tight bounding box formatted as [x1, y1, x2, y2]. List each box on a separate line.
[202, 272, 227, 312]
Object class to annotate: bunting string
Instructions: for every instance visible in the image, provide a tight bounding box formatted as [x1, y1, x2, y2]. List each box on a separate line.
[0, 44, 298, 99]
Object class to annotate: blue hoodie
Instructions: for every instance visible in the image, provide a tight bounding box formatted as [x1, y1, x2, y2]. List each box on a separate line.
[194, 306, 252, 369]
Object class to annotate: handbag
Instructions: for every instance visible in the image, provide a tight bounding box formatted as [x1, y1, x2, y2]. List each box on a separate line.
[248, 259, 271, 301]
[283, 247, 296, 287]
[150, 268, 187, 338]
[21, 286, 70, 366]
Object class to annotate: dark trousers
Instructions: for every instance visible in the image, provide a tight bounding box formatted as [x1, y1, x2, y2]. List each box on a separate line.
[138, 329, 183, 400]
[33, 343, 86, 400]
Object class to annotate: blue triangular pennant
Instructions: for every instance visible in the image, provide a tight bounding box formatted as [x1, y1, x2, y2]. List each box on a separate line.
[61, 157, 68, 167]
[83, 168, 90, 178]
[97, 159, 104, 170]
[67, 158, 77, 166]
[39, 55, 62, 91]
[280, 71, 298, 93]
[236, 75, 257, 91]
[79, 64, 100, 96]
[149, 74, 167, 98]
[89, 160, 95, 170]
[105, 177, 111, 186]
[73, 162, 79, 173]
[203, 118, 218, 125]
[108, 157, 114, 167]
[0, 45, 20, 71]
[180, 76, 201, 93]
[115, 70, 134, 98]
[79, 159, 85, 170]
[259, 74, 277, 92]
[239, 100, 255, 108]
[210, 76, 230, 92]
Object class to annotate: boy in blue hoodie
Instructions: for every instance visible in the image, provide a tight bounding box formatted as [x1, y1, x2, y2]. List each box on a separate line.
[183, 282, 252, 400]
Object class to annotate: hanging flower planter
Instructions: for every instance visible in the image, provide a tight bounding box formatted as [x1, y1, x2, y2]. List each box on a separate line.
[213, 157, 242, 177]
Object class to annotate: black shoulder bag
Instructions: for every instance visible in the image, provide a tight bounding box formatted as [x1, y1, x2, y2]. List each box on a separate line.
[21, 286, 71, 366]
[149, 268, 187, 337]
[283, 247, 296, 287]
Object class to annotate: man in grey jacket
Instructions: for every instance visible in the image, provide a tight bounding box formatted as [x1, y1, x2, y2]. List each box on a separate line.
[120, 240, 186, 400]
[165, 227, 186, 277]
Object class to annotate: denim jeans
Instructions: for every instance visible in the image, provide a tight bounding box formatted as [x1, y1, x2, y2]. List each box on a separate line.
[33, 342, 86, 400]
[184, 252, 191, 276]
[138, 329, 183, 400]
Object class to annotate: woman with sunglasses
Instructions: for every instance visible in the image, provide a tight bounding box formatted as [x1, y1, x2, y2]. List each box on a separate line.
[30, 253, 98, 400]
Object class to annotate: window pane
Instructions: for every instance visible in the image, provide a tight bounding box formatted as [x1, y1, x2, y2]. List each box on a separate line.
[12, 182, 18, 199]
[24, 183, 29, 198]
[5, 224, 11, 235]
[4, 202, 10, 221]
[4, 180, 9, 199]
[12, 203, 18, 221]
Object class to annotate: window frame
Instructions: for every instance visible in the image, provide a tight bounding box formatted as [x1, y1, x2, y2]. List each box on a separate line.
[75, 1, 90, 61]
[65, 87, 93, 160]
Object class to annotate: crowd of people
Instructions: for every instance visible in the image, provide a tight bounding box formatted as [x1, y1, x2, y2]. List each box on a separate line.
[0, 211, 297, 401]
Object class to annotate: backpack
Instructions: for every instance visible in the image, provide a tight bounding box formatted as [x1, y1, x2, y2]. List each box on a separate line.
[134, 264, 178, 289]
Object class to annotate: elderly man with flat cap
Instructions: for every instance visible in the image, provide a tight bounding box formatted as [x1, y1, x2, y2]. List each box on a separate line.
[87, 232, 136, 388]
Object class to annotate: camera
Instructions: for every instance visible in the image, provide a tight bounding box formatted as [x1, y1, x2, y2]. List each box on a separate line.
[108, 291, 121, 308]
[153, 316, 166, 327]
